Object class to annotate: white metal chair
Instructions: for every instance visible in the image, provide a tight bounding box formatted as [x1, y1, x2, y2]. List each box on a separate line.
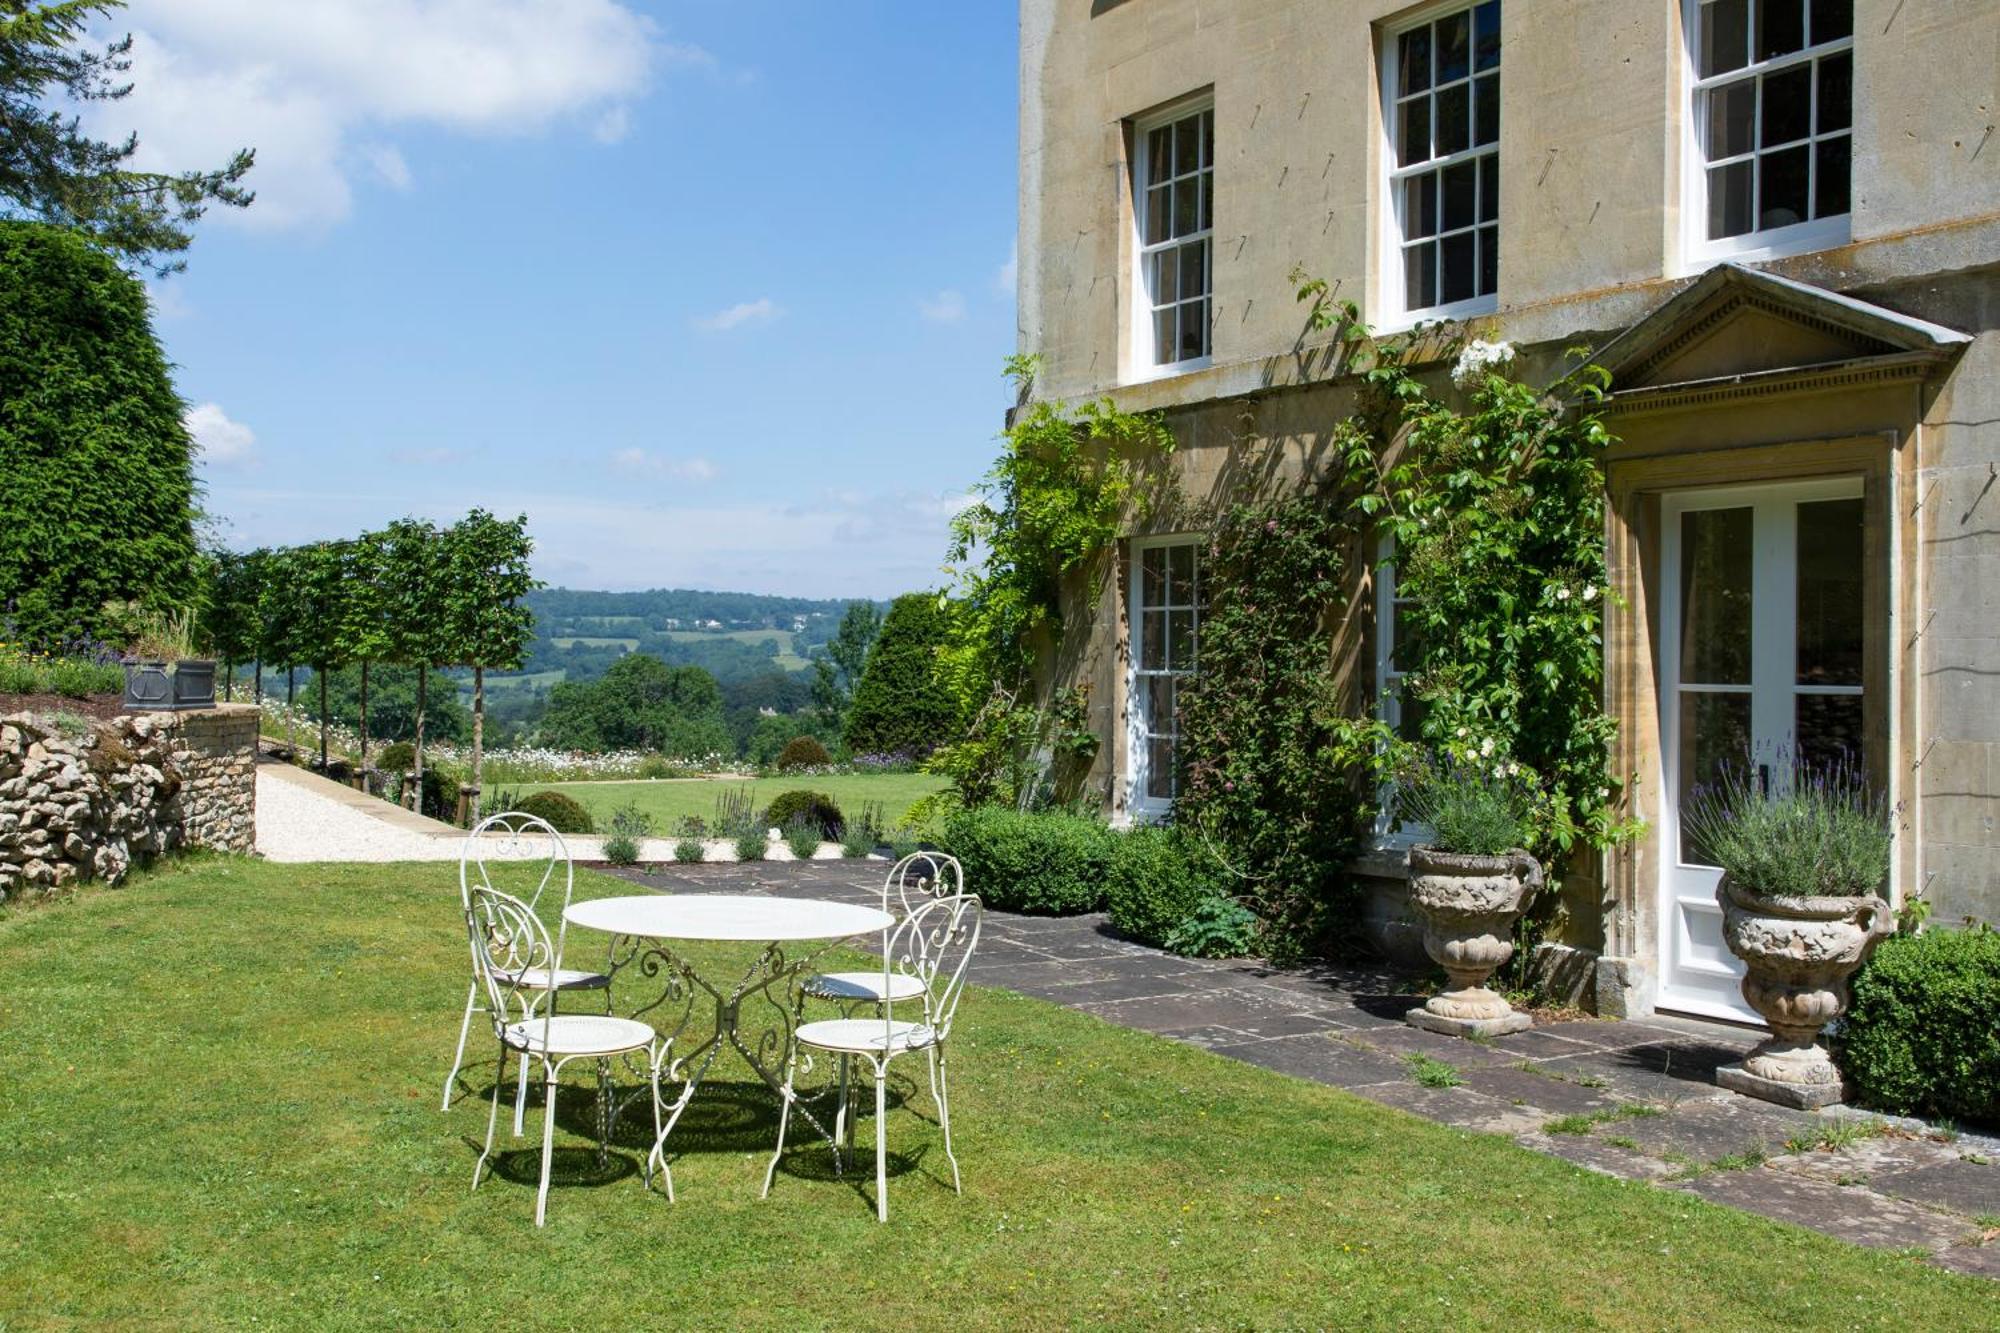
[464, 882, 670, 1226]
[801, 850, 963, 1007]
[763, 892, 982, 1221]
[442, 812, 610, 1125]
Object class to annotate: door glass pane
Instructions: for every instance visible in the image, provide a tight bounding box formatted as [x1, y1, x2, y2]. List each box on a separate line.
[1796, 497, 1863, 686]
[1679, 507, 1753, 685]
[1679, 690, 1752, 866]
[1797, 693, 1863, 774]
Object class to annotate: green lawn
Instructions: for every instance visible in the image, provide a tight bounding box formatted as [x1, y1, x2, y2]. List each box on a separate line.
[539, 772, 948, 832]
[3, 860, 1992, 1329]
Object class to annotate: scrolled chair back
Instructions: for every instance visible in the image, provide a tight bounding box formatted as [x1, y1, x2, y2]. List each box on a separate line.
[884, 849, 964, 919]
[460, 811, 572, 915]
[882, 892, 983, 1044]
[465, 884, 558, 1045]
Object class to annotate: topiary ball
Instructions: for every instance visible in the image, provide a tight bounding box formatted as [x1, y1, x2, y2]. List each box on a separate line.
[763, 789, 844, 839]
[376, 740, 415, 774]
[510, 790, 596, 835]
[774, 734, 832, 772]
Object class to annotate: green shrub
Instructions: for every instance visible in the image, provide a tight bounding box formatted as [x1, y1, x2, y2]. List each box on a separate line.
[673, 837, 706, 864]
[774, 734, 832, 772]
[637, 754, 679, 779]
[602, 834, 641, 866]
[783, 817, 822, 859]
[1842, 927, 2000, 1127]
[1106, 825, 1228, 948]
[1165, 896, 1259, 959]
[417, 769, 460, 824]
[843, 592, 964, 757]
[734, 829, 768, 862]
[511, 790, 595, 836]
[1398, 754, 1536, 857]
[764, 789, 844, 839]
[939, 806, 1117, 915]
[602, 802, 651, 866]
[1682, 757, 1890, 900]
[842, 800, 886, 859]
[712, 786, 759, 840]
[376, 741, 415, 775]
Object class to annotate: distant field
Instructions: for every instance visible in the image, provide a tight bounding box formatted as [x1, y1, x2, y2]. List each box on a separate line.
[551, 636, 639, 649]
[659, 629, 810, 671]
[534, 772, 946, 832]
[477, 670, 565, 693]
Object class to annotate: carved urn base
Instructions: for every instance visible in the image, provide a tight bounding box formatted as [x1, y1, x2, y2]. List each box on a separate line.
[1714, 873, 1893, 1108]
[1405, 846, 1543, 1038]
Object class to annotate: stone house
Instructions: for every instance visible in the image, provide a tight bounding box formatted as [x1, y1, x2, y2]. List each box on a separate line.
[1015, 0, 2000, 1021]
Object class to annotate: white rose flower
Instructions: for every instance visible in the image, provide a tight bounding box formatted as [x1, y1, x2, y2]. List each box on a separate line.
[1479, 737, 1496, 757]
[1556, 586, 1572, 601]
[1583, 584, 1599, 602]
[1450, 338, 1517, 389]
[1455, 726, 1469, 738]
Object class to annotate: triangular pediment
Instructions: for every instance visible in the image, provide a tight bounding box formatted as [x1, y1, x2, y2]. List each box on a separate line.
[1600, 264, 1969, 394]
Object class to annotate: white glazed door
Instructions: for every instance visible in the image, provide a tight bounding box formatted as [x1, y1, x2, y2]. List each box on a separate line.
[1657, 479, 1866, 1022]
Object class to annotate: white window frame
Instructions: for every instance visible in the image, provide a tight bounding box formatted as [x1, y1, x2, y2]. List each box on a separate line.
[1128, 97, 1215, 382]
[1679, 0, 1853, 270]
[1373, 539, 1430, 846]
[1126, 535, 1203, 820]
[1379, 1, 1503, 328]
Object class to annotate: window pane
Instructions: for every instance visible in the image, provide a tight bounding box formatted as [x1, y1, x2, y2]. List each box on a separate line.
[1761, 64, 1813, 147]
[1758, 143, 1810, 229]
[1140, 609, 1165, 668]
[1810, 0, 1852, 43]
[1814, 136, 1850, 218]
[1404, 242, 1438, 310]
[1152, 249, 1179, 305]
[1817, 52, 1852, 132]
[1680, 507, 1753, 686]
[1479, 155, 1500, 222]
[1700, 0, 1749, 77]
[1391, 601, 1417, 674]
[1199, 171, 1213, 231]
[1706, 81, 1756, 159]
[1146, 185, 1170, 245]
[1443, 159, 1478, 230]
[1796, 694, 1864, 776]
[1437, 81, 1470, 156]
[1179, 241, 1207, 302]
[1141, 546, 1166, 605]
[1199, 109, 1214, 167]
[1399, 96, 1431, 167]
[1405, 173, 1438, 238]
[1147, 736, 1176, 801]
[1757, 0, 1806, 61]
[1474, 1, 1501, 71]
[1167, 609, 1195, 671]
[1474, 73, 1499, 146]
[1399, 27, 1433, 97]
[1173, 178, 1198, 236]
[1167, 542, 1194, 604]
[1441, 230, 1476, 304]
[1153, 308, 1177, 365]
[1797, 497, 1864, 686]
[1679, 691, 1753, 866]
[1148, 126, 1171, 181]
[1708, 160, 1754, 238]
[1437, 10, 1471, 83]
[1478, 224, 1498, 296]
[1174, 114, 1200, 175]
[1178, 299, 1207, 361]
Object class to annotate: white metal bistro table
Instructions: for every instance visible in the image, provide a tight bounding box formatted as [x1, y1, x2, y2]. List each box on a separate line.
[563, 893, 893, 1188]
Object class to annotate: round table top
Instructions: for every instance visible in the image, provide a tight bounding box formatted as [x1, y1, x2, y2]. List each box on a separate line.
[564, 893, 893, 943]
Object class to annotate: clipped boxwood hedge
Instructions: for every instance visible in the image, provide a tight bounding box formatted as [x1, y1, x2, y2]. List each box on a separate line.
[1841, 927, 2000, 1127]
[1105, 825, 1228, 948]
[940, 806, 1117, 915]
[511, 790, 596, 836]
[764, 789, 844, 839]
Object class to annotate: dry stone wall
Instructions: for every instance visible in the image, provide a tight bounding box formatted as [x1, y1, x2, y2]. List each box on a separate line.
[0, 703, 258, 903]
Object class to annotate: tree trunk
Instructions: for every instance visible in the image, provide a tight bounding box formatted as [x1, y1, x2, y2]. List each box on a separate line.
[413, 665, 427, 813]
[285, 667, 296, 757]
[317, 666, 329, 771]
[472, 664, 485, 823]
[254, 658, 262, 704]
[358, 661, 370, 770]
[223, 658, 233, 702]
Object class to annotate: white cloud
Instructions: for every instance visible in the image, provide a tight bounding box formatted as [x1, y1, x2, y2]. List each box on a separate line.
[918, 288, 967, 324]
[611, 449, 719, 482]
[995, 239, 1018, 296]
[693, 298, 779, 332]
[184, 401, 256, 465]
[89, 1, 699, 229]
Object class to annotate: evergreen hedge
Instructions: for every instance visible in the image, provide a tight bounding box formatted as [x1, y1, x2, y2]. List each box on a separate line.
[0, 223, 198, 643]
[844, 593, 962, 757]
[1842, 927, 2000, 1127]
[939, 806, 1116, 915]
[1104, 825, 1228, 948]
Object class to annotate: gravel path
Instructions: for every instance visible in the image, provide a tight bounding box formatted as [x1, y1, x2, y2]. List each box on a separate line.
[255, 767, 460, 862]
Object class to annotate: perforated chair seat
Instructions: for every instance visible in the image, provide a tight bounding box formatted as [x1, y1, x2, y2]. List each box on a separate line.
[497, 965, 609, 992]
[802, 970, 928, 1003]
[502, 1014, 657, 1058]
[792, 1017, 938, 1056]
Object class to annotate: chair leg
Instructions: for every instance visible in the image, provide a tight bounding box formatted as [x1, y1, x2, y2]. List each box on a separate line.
[535, 1060, 559, 1228]
[834, 1053, 851, 1169]
[513, 1044, 532, 1139]
[936, 1045, 961, 1194]
[474, 1044, 507, 1191]
[874, 1062, 889, 1223]
[443, 979, 480, 1110]
[761, 1046, 798, 1198]
[647, 1042, 674, 1203]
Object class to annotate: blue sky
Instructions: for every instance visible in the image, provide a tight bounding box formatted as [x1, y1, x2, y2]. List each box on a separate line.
[108, 2, 1018, 598]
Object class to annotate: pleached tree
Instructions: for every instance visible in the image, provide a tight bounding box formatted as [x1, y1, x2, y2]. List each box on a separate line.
[340, 529, 395, 773]
[377, 518, 448, 805]
[438, 510, 537, 821]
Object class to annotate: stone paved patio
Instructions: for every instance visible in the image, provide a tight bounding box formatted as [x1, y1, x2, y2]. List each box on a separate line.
[608, 860, 2000, 1279]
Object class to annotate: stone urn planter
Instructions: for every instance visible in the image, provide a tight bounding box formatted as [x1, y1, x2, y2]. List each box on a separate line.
[1714, 874, 1893, 1109]
[1405, 846, 1544, 1037]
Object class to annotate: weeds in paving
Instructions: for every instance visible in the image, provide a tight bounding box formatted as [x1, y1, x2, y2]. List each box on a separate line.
[1666, 1145, 1769, 1181]
[1835, 1174, 1869, 1187]
[1405, 1054, 1462, 1089]
[1542, 1104, 1662, 1137]
[1784, 1117, 1890, 1155]
[1960, 1151, 1990, 1165]
[1604, 1136, 1640, 1151]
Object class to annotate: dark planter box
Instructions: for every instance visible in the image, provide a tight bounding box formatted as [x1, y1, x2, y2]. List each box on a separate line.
[171, 659, 216, 709]
[123, 662, 172, 710]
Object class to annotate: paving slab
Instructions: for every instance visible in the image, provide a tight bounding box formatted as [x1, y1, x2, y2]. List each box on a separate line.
[1871, 1159, 2000, 1216]
[1357, 1079, 1546, 1135]
[1673, 1168, 1973, 1254]
[1459, 1064, 1633, 1117]
[1209, 1034, 1414, 1090]
[1339, 1022, 1533, 1071]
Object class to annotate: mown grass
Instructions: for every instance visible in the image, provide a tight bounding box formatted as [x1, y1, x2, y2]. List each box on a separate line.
[2, 859, 1994, 1330]
[540, 772, 948, 834]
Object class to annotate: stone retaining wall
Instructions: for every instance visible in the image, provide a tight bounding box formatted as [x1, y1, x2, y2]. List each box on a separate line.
[0, 703, 258, 903]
